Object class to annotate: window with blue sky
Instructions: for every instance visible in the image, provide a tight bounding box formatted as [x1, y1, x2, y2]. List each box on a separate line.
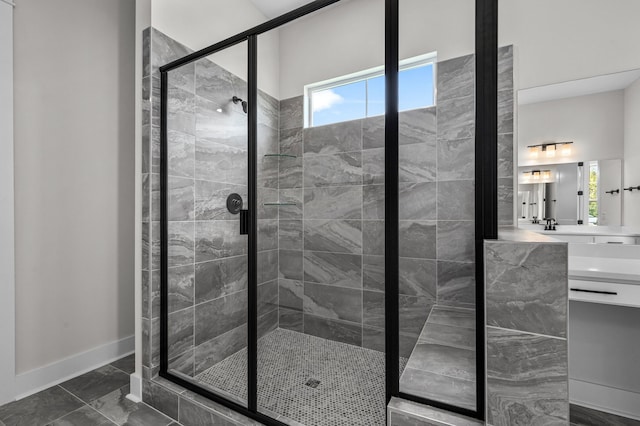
[307, 55, 436, 127]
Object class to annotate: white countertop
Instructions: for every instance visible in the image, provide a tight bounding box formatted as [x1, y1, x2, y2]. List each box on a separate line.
[569, 256, 640, 284]
[519, 224, 640, 237]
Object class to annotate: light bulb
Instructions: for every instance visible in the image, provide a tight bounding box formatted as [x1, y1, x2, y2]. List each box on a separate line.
[561, 143, 572, 156]
[529, 146, 539, 159]
[545, 144, 556, 158]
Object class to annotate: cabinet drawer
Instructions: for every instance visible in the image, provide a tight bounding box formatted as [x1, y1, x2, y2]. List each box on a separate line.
[593, 236, 638, 245]
[569, 279, 640, 308]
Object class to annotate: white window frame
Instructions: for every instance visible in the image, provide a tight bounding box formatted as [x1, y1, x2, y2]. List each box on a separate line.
[304, 52, 437, 128]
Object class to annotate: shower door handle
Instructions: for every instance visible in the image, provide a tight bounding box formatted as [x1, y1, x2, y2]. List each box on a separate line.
[239, 210, 249, 235]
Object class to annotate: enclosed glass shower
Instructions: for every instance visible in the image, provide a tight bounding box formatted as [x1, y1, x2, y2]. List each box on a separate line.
[145, 0, 500, 425]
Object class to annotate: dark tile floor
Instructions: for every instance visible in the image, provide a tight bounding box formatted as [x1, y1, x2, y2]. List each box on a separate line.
[0, 354, 181, 426]
[570, 404, 640, 426]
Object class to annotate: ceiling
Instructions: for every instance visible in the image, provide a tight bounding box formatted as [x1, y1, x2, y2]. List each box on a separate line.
[518, 69, 640, 105]
[249, 0, 316, 19]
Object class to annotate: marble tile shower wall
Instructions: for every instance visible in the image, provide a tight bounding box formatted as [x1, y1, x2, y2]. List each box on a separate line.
[141, 28, 279, 383]
[497, 45, 515, 226]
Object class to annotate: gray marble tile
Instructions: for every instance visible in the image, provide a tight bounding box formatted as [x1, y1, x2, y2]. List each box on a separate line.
[486, 242, 568, 338]
[195, 255, 247, 304]
[279, 220, 302, 250]
[437, 95, 474, 142]
[257, 250, 278, 284]
[168, 222, 195, 267]
[141, 270, 150, 320]
[363, 115, 384, 149]
[60, 365, 130, 403]
[437, 261, 476, 306]
[399, 258, 436, 298]
[487, 327, 568, 426]
[428, 305, 475, 329]
[151, 29, 192, 76]
[258, 309, 278, 339]
[110, 354, 135, 375]
[150, 77, 161, 128]
[304, 152, 362, 187]
[304, 220, 362, 254]
[399, 368, 476, 411]
[498, 177, 515, 226]
[279, 250, 303, 281]
[419, 322, 475, 350]
[399, 142, 436, 182]
[258, 220, 278, 252]
[194, 138, 247, 186]
[151, 125, 161, 174]
[362, 326, 385, 353]
[258, 280, 278, 317]
[194, 324, 247, 376]
[399, 182, 437, 221]
[406, 343, 476, 381]
[399, 221, 436, 259]
[167, 85, 195, 136]
[363, 255, 385, 292]
[303, 251, 362, 289]
[438, 138, 475, 181]
[91, 385, 173, 426]
[363, 220, 385, 255]
[280, 96, 303, 130]
[304, 186, 362, 219]
[399, 295, 433, 337]
[151, 222, 162, 270]
[141, 318, 151, 368]
[498, 89, 514, 134]
[257, 188, 279, 220]
[168, 264, 194, 313]
[142, 125, 151, 175]
[195, 59, 235, 109]
[304, 120, 362, 155]
[437, 221, 475, 262]
[437, 54, 475, 103]
[570, 404, 640, 426]
[169, 349, 194, 377]
[279, 279, 303, 311]
[438, 180, 474, 221]
[168, 307, 194, 359]
[47, 405, 115, 426]
[195, 181, 247, 221]
[363, 184, 385, 220]
[168, 130, 195, 178]
[362, 148, 385, 185]
[0, 386, 83, 426]
[388, 405, 483, 426]
[142, 28, 151, 77]
[142, 380, 179, 421]
[279, 127, 303, 157]
[257, 122, 279, 158]
[303, 314, 362, 347]
[195, 96, 247, 150]
[278, 156, 303, 189]
[498, 133, 514, 178]
[400, 108, 436, 146]
[195, 221, 246, 263]
[178, 396, 236, 425]
[278, 188, 303, 220]
[498, 45, 514, 92]
[279, 307, 304, 332]
[168, 177, 194, 221]
[363, 290, 385, 329]
[303, 283, 362, 324]
[168, 61, 195, 95]
[257, 90, 279, 130]
[195, 290, 247, 344]
[180, 391, 257, 425]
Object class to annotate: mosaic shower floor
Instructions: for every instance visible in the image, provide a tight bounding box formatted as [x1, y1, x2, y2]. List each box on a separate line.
[196, 328, 407, 426]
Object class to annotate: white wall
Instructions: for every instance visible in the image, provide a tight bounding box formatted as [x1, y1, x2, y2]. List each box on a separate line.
[0, 0, 16, 405]
[151, 0, 280, 99]
[624, 78, 640, 227]
[518, 91, 625, 167]
[13, 0, 135, 375]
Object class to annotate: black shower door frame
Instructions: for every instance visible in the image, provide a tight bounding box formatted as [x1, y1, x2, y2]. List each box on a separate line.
[158, 1, 497, 424]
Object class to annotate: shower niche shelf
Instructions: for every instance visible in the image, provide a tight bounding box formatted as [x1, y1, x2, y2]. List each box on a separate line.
[264, 153, 297, 159]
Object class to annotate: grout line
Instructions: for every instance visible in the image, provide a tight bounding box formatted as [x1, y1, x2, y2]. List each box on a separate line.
[485, 325, 567, 341]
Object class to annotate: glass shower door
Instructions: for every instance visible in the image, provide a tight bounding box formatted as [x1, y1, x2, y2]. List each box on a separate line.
[163, 41, 251, 407]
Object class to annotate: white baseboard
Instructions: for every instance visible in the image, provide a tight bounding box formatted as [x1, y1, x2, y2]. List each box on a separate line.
[14, 335, 135, 400]
[128, 372, 143, 402]
[570, 378, 640, 421]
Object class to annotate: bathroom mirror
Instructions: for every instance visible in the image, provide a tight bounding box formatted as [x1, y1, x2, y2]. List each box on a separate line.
[517, 70, 639, 226]
[517, 159, 623, 226]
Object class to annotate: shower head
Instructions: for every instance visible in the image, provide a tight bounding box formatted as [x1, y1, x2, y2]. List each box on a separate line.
[232, 96, 248, 114]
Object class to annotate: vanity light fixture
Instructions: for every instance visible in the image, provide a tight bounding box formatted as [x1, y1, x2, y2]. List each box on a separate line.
[532, 170, 541, 180]
[527, 141, 574, 159]
[542, 170, 552, 180]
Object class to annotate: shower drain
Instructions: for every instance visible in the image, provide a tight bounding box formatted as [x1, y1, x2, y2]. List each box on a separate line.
[305, 378, 321, 388]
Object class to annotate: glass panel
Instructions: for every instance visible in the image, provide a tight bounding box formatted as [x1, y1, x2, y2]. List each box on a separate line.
[368, 75, 386, 117]
[256, 0, 386, 423]
[398, 0, 477, 412]
[165, 41, 249, 407]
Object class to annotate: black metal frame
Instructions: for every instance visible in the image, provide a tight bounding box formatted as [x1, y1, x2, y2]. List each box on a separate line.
[159, 0, 498, 424]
